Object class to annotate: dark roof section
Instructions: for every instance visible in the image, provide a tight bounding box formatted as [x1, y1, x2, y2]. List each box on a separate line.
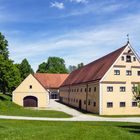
[34, 73, 69, 89]
[61, 44, 128, 87]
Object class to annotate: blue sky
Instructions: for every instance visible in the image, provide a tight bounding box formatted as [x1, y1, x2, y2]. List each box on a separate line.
[0, 0, 140, 71]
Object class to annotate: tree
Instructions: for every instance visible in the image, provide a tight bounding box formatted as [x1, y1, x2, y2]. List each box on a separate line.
[132, 84, 140, 106]
[20, 59, 34, 80]
[77, 62, 84, 69]
[37, 57, 68, 74]
[68, 63, 84, 73]
[37, 62, 47, 73]
[0, 55, 21, 93]
[0, 32, 9, 59]
[68, 65, 77, 73]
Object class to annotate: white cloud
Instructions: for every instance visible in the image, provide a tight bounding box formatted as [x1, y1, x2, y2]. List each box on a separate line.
[50, 1, 65, 9]
[7, 13, 140, 71]
[70, 0, 89, 4]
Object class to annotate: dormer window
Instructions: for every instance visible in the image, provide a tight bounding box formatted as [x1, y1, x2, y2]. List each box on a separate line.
[126, 55, 131, 62]
[29, 85, 32, 89]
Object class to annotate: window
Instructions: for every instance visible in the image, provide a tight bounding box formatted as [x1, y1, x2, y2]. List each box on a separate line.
[77, 88, 79, 92]
[29, 85, 32, 89]
[107, 102, 113, 108]
[88, 100, 91, 105]
[126, 55, 131, 62]
[121, 56, 124, 61]
[107, 86, 113, 92]
[85, 88, 87, 92]
[132, 102, 137, 107]
[120, 87, 126, 92]
[81, 88, 82, 92]
[132, 86, 137, 92]
[133, 57, 136, 61]
[89, 88, 91, 92]
[94, 87, 96, 92]
[120, 102, 126, 107]
[84, 100, 86, 105]
[114, 70, 120, 75]
[138, 71, 140, 76]
[93, 102, 96, 107]
[126, 70, 132, 76]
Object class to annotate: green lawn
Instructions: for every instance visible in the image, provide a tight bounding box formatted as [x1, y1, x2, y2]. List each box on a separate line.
[0, 94, 71, 118]
[0, 120, 139, 140]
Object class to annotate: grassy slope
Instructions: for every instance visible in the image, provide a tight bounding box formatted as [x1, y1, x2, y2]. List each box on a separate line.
[0, 94, 71, 118]
[0, 120, 139, 140]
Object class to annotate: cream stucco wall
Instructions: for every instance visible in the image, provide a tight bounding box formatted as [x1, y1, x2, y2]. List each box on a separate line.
[13, 74, 49, 108]
[60, 45, 140, 115]
[60, 82, 99, 114]
[100, 45, 140, 115]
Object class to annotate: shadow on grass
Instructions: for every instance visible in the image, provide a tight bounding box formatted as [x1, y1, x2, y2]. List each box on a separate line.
[5, 94, 12, 98]
[0, 96, 7, 101]
[119, 125, 140, 134]
[0, 125, 5, 129]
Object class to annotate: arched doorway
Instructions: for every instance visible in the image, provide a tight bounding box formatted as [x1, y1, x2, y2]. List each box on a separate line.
[23, 96, 38, 107]
[79, 100, 82, 110]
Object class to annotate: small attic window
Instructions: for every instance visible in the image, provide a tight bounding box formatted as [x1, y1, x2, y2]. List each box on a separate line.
[29, 85, 32, 89]
[128, 49, 131, 53]
[133, 57, 136, 61]
[121, 56, 124, 61]
[126, 55, 131, 62]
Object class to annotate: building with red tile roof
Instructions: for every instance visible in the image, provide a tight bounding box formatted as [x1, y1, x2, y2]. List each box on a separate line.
[60, 42, 140, 115]
[13, 73, 69, 107]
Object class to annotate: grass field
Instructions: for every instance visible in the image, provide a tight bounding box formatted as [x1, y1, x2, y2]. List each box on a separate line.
[0, 120, 139, 140]
[0, 94, 71, 118]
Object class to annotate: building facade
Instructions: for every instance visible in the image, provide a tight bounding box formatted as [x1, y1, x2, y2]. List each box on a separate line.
[60, 42, 140, 115]
[13, 73, 68, 107]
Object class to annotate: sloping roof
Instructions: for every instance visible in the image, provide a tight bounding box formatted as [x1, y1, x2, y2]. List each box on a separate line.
[34, 73, 69, 89]
[62, 44, 128, 87]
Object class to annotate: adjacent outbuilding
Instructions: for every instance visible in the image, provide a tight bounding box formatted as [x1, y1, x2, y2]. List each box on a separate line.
[13, 73, 68, 107]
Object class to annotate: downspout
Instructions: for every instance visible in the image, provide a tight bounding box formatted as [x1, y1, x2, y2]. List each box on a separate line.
[86, 84, 88, 112]
[99, 82, 102, 115]
[68, 85, 70, 105]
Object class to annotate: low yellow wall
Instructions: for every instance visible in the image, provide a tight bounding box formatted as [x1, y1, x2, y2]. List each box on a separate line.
[13, 92, 49, 107]
[12, 74, 49, 108]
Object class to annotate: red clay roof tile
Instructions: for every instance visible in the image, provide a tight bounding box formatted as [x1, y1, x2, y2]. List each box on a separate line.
[34, 73, 69, 89]
[61, 44, 128, 86]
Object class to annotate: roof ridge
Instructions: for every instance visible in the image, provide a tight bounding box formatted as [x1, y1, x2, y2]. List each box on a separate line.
[70, 44, 127, 75]
[61, 43, 127, 86]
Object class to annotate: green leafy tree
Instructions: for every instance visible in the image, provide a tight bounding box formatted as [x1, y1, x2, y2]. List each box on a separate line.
[37, 57, 68, 73]
[0, 55, 21, 93]
[68, 65, 77, 73]
[77, 62, 84, 69]
[68, 63, 84, 73]
[46, 57, 68, 73]
[37, 62, 47, 73]
[20, 59, 34, 80]
[0, 32, 9, 59]
[133, 84, 140, 106]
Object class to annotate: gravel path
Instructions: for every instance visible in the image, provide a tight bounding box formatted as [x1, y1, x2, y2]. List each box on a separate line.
[0, 115, 140, 123]
[46, 99, 82, 117]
